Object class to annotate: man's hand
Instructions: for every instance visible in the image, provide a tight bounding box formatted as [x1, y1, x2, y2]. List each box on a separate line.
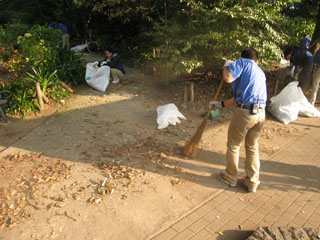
[223, 60, 234, 68]
[209, 101, 222, 108]
[93, 61, 99, 68]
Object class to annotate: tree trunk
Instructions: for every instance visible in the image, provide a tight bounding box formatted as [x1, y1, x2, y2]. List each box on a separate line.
[310, 3, 320, 54]
[35, 82, 44, 111]
[59, 80, 74, 93]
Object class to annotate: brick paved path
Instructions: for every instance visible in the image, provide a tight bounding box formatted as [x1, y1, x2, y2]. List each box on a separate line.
[150, 124, 320, 240]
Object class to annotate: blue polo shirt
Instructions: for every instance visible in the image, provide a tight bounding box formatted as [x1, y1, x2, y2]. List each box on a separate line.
[228, 58, 267, 108]
[58, 24, 68, 34]
[300, 37, 311, 49]
[314, 49, 320, 67]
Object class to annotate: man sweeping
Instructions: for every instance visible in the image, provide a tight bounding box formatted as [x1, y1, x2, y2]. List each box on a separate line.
[210, 48, 267, 193]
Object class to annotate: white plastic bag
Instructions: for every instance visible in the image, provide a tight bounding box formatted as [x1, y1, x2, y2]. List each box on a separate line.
[156, 103, 186, 129]
[85, 63, 110, 92]
[299, 96, 320, 117]
[268, 81, 320, 124]
[70, 43, 88, 52]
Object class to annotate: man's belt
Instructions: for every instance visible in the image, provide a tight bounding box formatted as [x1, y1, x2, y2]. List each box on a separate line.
[237, 103, 251, 110]
[237, 103, 264, 110]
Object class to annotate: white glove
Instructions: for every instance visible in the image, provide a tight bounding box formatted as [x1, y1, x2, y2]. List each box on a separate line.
[100, 61, 107, 66]
[93, 61, 99, 68]
[209, 101, 222, 108]
[223, 60, 234, 68]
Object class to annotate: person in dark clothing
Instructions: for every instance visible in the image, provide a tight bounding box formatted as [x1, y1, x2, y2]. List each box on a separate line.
[48, 21, 57, 29]
[310, 47, 320, 105]
[57, 21, 70, 49]
[300, 34, 311, 49]
[98, 48, 126, 83]
[284, 46, 313, 89]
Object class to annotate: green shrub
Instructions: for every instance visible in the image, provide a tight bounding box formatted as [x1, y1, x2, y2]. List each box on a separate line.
[146, 2, 315, 78]
[0, 24, 83, 117]
[0, 78, 37, 117]
[0, 24, 30, 47]
[18, 25, 61, 71]
[55, 48, 85, 86]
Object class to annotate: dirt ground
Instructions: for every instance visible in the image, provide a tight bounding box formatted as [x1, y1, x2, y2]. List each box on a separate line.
[0, 54, 319, 240]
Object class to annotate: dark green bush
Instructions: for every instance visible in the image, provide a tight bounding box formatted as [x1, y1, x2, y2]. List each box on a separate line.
[0, 24, 84, 117]
[55, 48, 85, 86]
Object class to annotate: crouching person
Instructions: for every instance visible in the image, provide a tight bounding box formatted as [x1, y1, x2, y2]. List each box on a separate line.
[98, 48, 126, 83]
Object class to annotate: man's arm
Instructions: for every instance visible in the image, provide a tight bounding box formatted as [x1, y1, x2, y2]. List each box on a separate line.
[223, 67, 234, 83]
[224, 97, 236, 107]
[107, 55, 120, 68]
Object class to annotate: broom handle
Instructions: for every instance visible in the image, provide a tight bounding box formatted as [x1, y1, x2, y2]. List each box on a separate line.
[212, 78, 224, 102]
[204, 78, 224, 118]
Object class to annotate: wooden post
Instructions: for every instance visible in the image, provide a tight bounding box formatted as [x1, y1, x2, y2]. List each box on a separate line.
[184, 82, 189, 103]
[35, 82, 44, 111]
[190, 81, 195, 102]
[274, 78, 279, 96]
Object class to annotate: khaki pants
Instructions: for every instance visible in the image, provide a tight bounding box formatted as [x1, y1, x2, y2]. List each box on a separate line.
[110, 68, 124, 81]
[310, 66, 320, 105]
[225, 108, 265, 188]
[62, 34, 70, 49]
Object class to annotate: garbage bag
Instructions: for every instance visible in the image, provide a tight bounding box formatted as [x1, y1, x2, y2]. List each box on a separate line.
[85, 63, 110, 92]
[268, 81, 320, 124]
[157, 103, 186, 129]
[71, 43, 88, 52]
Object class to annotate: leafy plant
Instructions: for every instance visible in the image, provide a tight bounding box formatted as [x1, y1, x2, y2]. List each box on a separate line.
[0, 79, 37, 117]
[26, 67, 58, 94]
[18, 25, 61, 70]
[0, 24, 30, 47]
[55, 48, 85, 86]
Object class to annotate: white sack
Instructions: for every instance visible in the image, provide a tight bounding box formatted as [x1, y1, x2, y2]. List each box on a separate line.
[85, 63, 110, 92]
[299, 97, 320, 117]
[157, 103, 186, 129]
[71, 43, 88, 52]
[268, 81, 320, 124]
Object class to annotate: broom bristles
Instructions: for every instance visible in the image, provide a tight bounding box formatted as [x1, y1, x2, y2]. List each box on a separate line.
[183, 110, 210, 158]
[183, 78, 224, 158]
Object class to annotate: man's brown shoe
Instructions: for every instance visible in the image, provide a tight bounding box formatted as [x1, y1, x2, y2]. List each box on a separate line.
[243, 177, 259, 193]
[219, 172, 237, 187]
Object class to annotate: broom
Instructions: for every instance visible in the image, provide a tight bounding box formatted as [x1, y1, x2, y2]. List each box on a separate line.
[183, 77, 224, 158]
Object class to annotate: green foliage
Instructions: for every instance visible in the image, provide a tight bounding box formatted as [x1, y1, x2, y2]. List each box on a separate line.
[0, 79, 37, 117]
[0, 24, 30, 47]
[148, 1, 317, 78]
[55, 48, 85, 86]
[26, 68, 58, 94]
[0, 24, 83, 117]
[25, 67, 71, 104]
[280, 18, 315, 46]
[18, 25, 62, 70]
